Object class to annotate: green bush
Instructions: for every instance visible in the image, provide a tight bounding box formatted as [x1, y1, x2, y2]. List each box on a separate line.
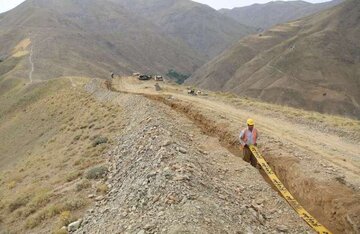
[166, 69, 190, 84]
[85, 165, 107, 180]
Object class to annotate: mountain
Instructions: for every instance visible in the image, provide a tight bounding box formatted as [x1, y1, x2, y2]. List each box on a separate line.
[188, 0, 360, 118]
[116, 0, 256, 58]
[219, 0, 343, 30]
[0, 0, 205, 81]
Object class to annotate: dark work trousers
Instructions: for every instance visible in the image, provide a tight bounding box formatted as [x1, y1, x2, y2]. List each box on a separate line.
[243, 147, 257, 167]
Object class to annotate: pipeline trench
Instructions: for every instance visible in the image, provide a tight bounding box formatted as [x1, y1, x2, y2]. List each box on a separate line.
[106, 79, 360, 234]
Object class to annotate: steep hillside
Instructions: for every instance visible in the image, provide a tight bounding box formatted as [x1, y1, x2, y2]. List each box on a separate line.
[188, 0, 360, 118]
[0, 0, 204, 81]
[0, 75, 127, 233]
[220, 0, 343, 30]
[117, 0, 255, 58]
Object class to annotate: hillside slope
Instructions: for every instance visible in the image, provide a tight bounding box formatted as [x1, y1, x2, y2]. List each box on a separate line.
[220, 0, 343, 30]
[188, 0, 360, 118]
[0, 0, 204, 81]
[117, 0, 255, 58]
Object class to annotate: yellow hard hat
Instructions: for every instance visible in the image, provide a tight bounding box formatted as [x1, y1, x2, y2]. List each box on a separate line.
[247, 118, 254, 126]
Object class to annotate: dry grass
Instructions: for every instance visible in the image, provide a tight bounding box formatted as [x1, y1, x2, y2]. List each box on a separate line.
[0, 78, 124, 233]
[213, 91, 360, 139]
[96, 183, 109, 195]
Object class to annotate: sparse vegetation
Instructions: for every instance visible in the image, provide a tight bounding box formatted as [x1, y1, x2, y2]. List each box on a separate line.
[62, 197, 88, 211]
[53, 228, 69, 234]
[215, 91, 360, 140]
[76, 179, 92, 192]
[166, 69, 190, 84]
[59, 210, 73, 226]
[9, 195, 30, 212]
[26, 190, 52, 212]
[96, 183, 109, 194]
[91, 136, 108, 147]
[85, 165, 108, 180]
[73, 134, 82, 141]
[65, 171, 83, 182]
[0, 78, 123, 233]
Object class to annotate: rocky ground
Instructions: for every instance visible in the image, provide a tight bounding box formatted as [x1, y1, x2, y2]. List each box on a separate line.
[74, 91, 311, 234]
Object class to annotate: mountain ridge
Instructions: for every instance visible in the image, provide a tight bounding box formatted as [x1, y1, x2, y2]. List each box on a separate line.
[188, 0, 360, 118]
[219, 0, 343, 30]
[0, 0, 205, 81]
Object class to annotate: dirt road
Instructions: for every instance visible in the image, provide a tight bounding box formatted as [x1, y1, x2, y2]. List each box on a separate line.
[110, 76, 360, 234]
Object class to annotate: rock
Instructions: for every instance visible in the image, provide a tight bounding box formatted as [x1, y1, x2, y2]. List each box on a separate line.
[144, 223, 155, 230]
[88, 194, 95, 199]
[137, 230, 145, 234]
[68, 219, 82, 232]
[95, 195, 104, 201]
[162, 140, 173, 147]
[257, 212, 265, 225]
[177, 147, 187, 154]
[173, 174, 190, 181]
[256, 198, 264, 205]
[146, 171, 157, 178]
[277, 225, 289, 232]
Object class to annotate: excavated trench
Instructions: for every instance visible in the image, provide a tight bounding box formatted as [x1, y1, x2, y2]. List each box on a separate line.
[108, 81, 359, 234]
[143, 95, 360, 234]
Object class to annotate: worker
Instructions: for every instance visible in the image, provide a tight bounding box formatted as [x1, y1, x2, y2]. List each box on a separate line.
[239, 119, 258, 167]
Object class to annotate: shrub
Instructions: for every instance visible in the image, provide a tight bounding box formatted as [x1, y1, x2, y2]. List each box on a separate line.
[73, 134, 82, 141]
[85, 165, 107, 180]
[28, 191, 52, 210]
[65, 171, 82, 182]
[9, 195, 30, 212]
[91, 136, 108, 147]
[25, 209, 47, 229]
[62, 197, 87, 211]
[59, 210, 72, 226]
[76, 179, 92, 192]
[46, 204, 62, 218]
[7, 181, 17, 189]
[166, 69, 190, 84]
[25, 216, 39, 229]
[96, 183, 109, 194]
[53, 228, 68, 234]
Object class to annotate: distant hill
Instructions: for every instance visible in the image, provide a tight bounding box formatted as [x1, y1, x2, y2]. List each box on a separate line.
[188, 0, 360, 118]
[219, 0, 343, 30]
[0, 0, 205, 81]
[116, 0, 256, 58]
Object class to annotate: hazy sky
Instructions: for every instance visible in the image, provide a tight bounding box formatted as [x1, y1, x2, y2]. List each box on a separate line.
[0, 0, 333, 13]
[194, 0, 332, 9]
